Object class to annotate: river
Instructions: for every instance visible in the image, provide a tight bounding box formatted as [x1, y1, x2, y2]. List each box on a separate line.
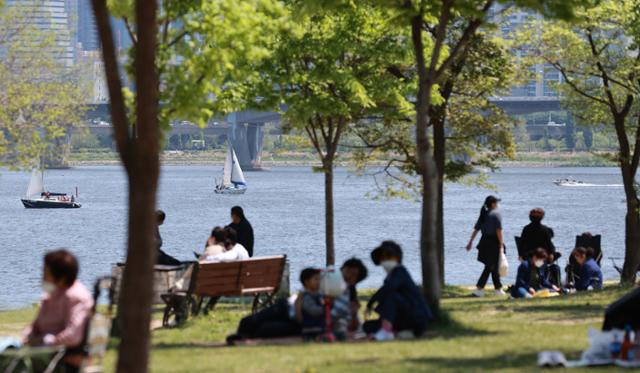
[0, 165, 627, 309]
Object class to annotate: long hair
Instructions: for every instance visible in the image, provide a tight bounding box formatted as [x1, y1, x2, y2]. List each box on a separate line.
[478, 204, 490, 225]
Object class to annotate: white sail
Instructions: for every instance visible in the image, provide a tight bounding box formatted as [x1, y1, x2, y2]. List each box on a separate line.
[222, 147, 233, 186]
[26, 169, 44, 198]
[230, 148, 246, 186]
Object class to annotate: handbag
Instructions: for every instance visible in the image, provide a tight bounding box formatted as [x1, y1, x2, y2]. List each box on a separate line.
[499, 247, 509, 277]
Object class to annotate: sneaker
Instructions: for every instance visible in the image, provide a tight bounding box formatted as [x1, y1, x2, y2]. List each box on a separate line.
[374, 328, 395, 341]
[494, 289, 506, 296]
[471, 289, 485, 297]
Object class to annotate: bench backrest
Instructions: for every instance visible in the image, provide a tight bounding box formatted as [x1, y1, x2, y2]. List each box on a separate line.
[194, 255, 286, 297]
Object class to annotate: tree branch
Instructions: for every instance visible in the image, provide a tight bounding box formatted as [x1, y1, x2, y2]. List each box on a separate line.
[123, 17, 138, 46]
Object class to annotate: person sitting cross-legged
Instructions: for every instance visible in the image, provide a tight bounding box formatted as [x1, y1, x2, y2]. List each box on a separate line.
[363, 241, 434, 341]
[572, 247, 603, 291]
[511, 248, 559, 298]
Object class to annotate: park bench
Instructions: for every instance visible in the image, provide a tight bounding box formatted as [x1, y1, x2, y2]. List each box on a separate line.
[161, 255, 287, 327]
[111, 262, 193, 304]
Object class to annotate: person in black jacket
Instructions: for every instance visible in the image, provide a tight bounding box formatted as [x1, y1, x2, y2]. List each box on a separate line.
[227, 206, 254, 257]
[155, 210, 181, 265]
[520, 208, 556, 259]
[363, 241, 434, 341]
[520, 208, 561, 286]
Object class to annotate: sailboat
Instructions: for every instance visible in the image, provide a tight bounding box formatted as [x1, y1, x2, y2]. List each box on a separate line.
[214, 146, 247, 195]
[21, 169, 81, 208]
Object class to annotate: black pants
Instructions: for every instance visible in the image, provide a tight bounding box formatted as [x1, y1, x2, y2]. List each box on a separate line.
[237, 299, 301, 339]
[157, 249, 181, 266]
[362, 292, 427, 336]
[476, 263, 502, 289]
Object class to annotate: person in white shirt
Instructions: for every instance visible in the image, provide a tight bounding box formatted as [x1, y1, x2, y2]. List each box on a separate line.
[206, 227, 249, 262]
[200, 227, 227, 260]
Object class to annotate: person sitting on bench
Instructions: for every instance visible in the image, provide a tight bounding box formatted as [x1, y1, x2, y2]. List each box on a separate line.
[155, 210, 181, 266]
[199, 226, 227, 259]
[363, 241, 433, 341]
[511, 248, 559, 298]
[226, 268, 324, 343]
[205, 227, 249, 262]
[571, 247, 603, 291]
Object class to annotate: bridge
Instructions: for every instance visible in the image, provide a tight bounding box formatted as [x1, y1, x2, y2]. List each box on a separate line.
[81, 96, 565, 169]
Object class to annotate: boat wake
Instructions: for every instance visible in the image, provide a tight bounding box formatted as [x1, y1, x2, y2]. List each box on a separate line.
[558, 183, 623, 187]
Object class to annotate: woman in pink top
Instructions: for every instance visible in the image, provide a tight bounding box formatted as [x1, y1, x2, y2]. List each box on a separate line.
[24, 249, 94, 349]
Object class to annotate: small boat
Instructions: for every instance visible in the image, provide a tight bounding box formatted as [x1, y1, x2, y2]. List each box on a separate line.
[21, 169, 81, 208]
[214, 146, 247, 195]
[553, 178, 585, 187]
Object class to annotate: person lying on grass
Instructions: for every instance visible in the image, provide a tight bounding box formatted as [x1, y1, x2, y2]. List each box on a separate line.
[511, 247, 560, 298]
[364, 241, 434, 341]
[226, 267, 324, 343]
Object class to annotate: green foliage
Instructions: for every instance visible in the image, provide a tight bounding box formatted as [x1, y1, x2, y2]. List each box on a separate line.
[246, 2, 414, 163]
[0, 3, 86, 169]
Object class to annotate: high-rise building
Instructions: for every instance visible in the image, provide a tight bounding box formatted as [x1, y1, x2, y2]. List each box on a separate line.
[490, 6, 563, 99]
[77, 0, 99, 51]
[5, 0, 75, 67]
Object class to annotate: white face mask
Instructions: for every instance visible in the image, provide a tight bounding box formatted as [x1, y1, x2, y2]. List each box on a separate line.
[534, 260, 544, 268]
[42, 281, 56, 294]
[380, 260, 398, 274]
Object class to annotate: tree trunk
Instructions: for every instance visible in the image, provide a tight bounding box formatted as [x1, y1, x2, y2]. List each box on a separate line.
[116, 168, 159, 373]
[411, 15, 441, 317]
[115, 0, 160, 372]
[433, 115, 446, 288]
[621, 164, 640, 284]
[324, 158, 335, 266]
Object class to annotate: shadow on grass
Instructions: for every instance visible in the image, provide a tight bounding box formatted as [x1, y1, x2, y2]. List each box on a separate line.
[428, 310, 499, 339]
[405, 352, 540, 371]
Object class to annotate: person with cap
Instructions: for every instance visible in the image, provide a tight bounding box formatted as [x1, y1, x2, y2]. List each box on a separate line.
[466, 195, 506, 297]
[363, 241, 434, 341]
[226, 206, 254, 257]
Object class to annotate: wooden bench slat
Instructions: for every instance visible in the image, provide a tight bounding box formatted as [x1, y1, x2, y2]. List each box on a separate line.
[242, 287, 276, 294]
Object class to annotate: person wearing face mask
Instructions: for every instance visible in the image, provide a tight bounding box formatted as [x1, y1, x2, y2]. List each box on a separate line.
[466, 195, 506, 297]
[363, 241, 433, 341]
[511, 248, 559, 298]
[571, 247, 603, 291]
[23, 250, 93, 354]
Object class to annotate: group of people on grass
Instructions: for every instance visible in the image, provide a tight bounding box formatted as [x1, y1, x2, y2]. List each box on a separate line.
[227, 240, 433, 343]
[467, 195, 603, 298]
[11, 198, 611, 370]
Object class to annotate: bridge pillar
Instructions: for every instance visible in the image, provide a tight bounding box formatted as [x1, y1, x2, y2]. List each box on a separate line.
[228, 123, 264, 170]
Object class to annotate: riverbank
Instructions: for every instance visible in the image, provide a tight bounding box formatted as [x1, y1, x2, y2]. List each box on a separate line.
[68, 149, 617, 168]
[1, 284, 631, 372]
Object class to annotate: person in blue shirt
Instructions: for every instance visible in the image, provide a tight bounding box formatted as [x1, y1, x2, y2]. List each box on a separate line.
[572, 247, 603, 291]
[511, 248, 559, 298]
[363, 241, 434, 341]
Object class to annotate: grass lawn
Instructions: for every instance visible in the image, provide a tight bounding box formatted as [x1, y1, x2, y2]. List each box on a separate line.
[1, 285, 633, 372]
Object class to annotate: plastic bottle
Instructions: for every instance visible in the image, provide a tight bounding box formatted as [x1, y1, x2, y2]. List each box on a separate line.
[611, 334, 622, 359]
[621, 325, 633, 361]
